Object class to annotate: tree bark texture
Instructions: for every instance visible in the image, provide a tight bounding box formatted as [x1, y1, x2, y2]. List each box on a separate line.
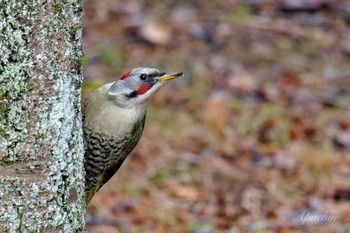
[0, 0, 85, 232]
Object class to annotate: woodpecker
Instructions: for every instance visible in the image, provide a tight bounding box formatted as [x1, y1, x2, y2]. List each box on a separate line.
[83, 67, 183, 204]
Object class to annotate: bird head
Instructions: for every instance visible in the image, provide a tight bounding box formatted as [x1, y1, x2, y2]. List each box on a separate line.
[107, 67, 183, 108]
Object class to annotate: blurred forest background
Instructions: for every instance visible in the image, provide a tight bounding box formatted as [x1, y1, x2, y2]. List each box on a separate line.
[83, 0, 350, 232]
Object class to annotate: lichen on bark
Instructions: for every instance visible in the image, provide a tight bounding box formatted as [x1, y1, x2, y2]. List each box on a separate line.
[0, 0, 85, 232]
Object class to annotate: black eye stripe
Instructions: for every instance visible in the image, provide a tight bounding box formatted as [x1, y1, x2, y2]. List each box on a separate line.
[139, 71, 165, 81]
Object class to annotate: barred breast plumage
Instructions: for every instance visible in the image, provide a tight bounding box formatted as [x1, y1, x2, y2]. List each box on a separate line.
[82, 83, 146, 204]
[84, 115, 145, 204]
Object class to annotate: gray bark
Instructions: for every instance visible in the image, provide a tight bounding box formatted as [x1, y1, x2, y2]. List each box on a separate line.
[0, 0, 85, 232]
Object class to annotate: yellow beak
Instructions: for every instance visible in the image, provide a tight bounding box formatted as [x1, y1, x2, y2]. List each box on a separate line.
[155, 72, 184, 82]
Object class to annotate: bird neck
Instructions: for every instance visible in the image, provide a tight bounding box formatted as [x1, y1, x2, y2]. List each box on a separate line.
[83, 84, 147, 138]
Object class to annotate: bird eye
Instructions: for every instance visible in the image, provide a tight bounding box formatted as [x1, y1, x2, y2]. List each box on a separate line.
[140, 74, 147, 80]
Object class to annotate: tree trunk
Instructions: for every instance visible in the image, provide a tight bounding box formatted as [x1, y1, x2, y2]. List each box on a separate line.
[0, 0, 85, 232]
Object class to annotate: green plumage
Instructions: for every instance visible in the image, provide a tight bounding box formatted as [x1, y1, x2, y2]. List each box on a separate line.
[83, 116, 145, 204]
[82, 84, 146, 204]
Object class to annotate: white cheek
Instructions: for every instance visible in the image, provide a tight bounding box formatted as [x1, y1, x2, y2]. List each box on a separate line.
[126, 78, 143, 90]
